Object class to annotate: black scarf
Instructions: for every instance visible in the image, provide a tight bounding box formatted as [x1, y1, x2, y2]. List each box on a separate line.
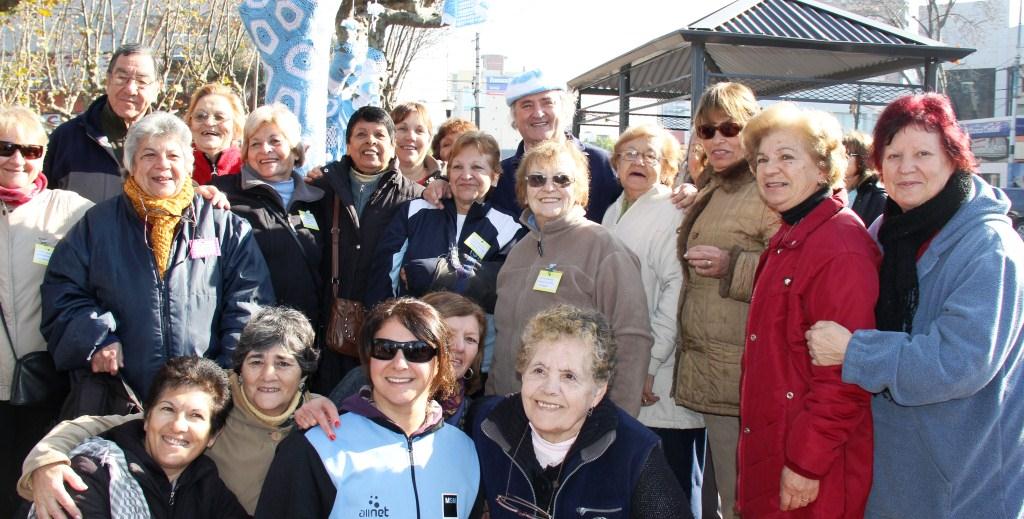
[780, 186, 830, 225]
[876, 171, 972, 332]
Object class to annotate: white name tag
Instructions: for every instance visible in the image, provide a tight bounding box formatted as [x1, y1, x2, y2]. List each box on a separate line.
[463, 232, 491, 259]
[32, 243, 55, 266]
[189, 238, 221, 259]
[298, 210, 320, 231]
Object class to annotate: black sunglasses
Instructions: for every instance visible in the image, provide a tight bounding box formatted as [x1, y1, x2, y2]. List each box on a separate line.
[525, 173, 574, 189]
[370, 338, 438, 363]
[696, 121, 743, 140]
[0, 140, 44, 160]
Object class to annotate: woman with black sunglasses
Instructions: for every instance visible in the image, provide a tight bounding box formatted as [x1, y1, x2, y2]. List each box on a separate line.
[488, 140, 653, 418]
[0, 105, 93, 517]
[673, 82, 777, 518]
[255, 298, 481, 519]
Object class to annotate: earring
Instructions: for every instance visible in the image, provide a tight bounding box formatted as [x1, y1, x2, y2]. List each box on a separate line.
[463, 367, 474, 380]
[586, 406, 594, 417]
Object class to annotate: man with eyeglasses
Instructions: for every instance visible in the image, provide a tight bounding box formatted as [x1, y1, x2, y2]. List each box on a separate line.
[43, 43, 162, 203]
[425, 69, 622, 223]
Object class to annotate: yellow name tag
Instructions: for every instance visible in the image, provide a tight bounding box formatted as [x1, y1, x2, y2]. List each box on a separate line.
[298, 210, 320, 231]
[463, 232, 491, 259]
[533, 268, 563, 293]
[32, 243, 55, 266]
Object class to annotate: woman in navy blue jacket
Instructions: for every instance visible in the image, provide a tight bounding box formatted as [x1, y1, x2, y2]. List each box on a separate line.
[365, 132, 523, 313]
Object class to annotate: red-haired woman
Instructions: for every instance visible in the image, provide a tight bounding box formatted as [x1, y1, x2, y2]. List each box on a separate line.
[806, 93, 1024, 519]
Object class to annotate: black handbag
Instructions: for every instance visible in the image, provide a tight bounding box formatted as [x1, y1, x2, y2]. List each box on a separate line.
[2, 302, 68, 406]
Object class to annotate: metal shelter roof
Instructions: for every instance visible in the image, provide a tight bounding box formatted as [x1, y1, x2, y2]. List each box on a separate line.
[569, 0, 975, 132]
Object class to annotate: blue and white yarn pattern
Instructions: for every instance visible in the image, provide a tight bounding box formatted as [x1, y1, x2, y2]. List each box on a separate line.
[239, 0, 342, 173]
[325, 41, 385, 161]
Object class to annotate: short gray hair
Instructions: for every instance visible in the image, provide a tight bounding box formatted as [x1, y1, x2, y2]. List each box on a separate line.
[124, 112, 194, 173]
[516, 305, 616, 384]
[232, 306, 319, 378]
[107, 43, 162, 76]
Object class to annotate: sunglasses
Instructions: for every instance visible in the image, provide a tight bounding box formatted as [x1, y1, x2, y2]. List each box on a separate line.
[525, 173, 574, 189]
[0, 141, 44, 160]
[696, 121, 743, 140]
[370, 338, 438, 363]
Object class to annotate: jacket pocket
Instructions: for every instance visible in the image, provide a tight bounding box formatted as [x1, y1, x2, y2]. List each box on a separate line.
[575, 505, 623, 518]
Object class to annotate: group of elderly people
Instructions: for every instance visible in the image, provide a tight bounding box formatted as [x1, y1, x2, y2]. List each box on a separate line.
[1, 40, 1022, 519]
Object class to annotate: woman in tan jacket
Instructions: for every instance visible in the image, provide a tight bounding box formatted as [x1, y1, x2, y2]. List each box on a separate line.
[674, 82, 778, 518]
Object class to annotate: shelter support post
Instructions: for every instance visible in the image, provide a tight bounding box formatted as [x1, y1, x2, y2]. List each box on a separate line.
[619, 64, 631, 133]
[690, 41, 707, 122]
[923, 59, 938, 92]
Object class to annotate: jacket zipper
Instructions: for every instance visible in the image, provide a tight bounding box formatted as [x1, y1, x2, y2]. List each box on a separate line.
[552, 453, 593, 517]
[406, 437, 422, 519]
[169, 479, 177, 507]
[500, 443, 540, 506]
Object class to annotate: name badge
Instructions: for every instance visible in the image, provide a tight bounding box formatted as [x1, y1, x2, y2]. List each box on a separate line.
[442, 493, 458, 518]
[189, 238, 221, 259]
[463, 232, 491, 259]
[298, 210, 320, 231]
[33, 243, 55, 266]
[533, 265, 562, 294]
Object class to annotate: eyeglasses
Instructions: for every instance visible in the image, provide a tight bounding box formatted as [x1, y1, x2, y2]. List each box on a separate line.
[110, 73, 155, 88]
[620, 149, 661, 164]
[0, 140, 44, 160]
[525, 173, 574, 189]
[696, 121, 743, 140]
[370, 338, 438, 363]
[191, 111, 230, 124]
[494, 495, 551, 519]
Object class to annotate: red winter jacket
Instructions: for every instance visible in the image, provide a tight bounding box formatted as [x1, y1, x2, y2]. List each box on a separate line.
[737, 195, 878, 518]
[192, 145, 242, 185]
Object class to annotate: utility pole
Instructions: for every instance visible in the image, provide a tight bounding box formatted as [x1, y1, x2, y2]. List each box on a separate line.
[1009, 0, 1022, 186]
[473, 32, 481, 128]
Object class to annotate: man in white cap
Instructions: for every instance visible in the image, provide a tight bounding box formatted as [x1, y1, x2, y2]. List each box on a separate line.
[425, 69, 621, 222]
[493, 69, 621, 222]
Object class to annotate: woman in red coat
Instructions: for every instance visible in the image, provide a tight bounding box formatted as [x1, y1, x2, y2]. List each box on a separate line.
[736, 103, 878, 518]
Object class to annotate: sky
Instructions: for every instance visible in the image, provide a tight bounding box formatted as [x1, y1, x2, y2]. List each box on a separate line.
[398, 0, 1024, 107]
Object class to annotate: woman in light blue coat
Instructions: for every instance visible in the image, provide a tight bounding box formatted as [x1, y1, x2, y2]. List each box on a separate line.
[806, 93, 1024, 519]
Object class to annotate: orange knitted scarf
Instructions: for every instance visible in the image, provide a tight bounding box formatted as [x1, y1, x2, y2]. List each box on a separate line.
[123, 176, 195, 279]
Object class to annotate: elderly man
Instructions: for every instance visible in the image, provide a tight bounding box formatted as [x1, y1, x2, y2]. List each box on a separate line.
[426, 69, 621, 222]
[43, 44, 161, 203]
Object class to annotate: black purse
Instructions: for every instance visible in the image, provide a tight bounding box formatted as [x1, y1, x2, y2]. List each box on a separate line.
[2, 302, 68, 406]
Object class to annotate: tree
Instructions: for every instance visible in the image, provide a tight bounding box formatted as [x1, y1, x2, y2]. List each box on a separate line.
[0, 0, 258, 121]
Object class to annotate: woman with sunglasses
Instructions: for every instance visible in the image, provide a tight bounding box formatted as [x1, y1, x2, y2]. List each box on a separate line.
[39, 112, 274, 404]
[489, 140, 653, 417]
[255, 298, 480, 519]
[474, 305, 690, 519]
[674, 82, 777, 518]
[0, 105, 93, 517]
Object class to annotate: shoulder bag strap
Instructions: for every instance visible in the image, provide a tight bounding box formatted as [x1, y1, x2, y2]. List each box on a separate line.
[331, 194, 341, 299]
[0, 301, 18, 361]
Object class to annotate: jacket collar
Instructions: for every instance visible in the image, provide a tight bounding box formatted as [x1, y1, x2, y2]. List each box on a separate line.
[508, 132, 586, 169]
[770, 191, 844, 251]
[481, 395, 619, 473]
[708, 160, 754, 193]
[519, 205, 587, 236]
[325, 156, 402, 203]
[239, 165, 324, 205]
[105, 419, 214, 493]
[339, 388, 445, 440]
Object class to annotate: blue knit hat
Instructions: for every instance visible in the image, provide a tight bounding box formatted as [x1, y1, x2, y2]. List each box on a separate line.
[505, 69, 566, 106]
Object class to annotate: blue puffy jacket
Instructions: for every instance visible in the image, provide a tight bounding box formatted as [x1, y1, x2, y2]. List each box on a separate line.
[43, 95, 128, 203]
[41, 193, 274, 398]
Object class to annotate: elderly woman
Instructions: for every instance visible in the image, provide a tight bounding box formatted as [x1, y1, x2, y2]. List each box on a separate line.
[602, 124, 706, 514]
[392, 102, 441, 185]
[489, 140, 652, 416]
[21, 306, 330, 516]
[366, 131, 523, 311]
[474, 305, 690, 518]
[806, 93, 1024, 518]
[29, 356, 247, 518]
[674, 82, 777, 517]
[735, 103, 877, 517]
[256, 298, 480, 518]
[211, 104, 326, 334]
[842, 130, 887, 225]
[313, 106, 423, 393]
[432, 117, 477, 163]
[40, 112, 273, 404]
[0, 106, 93, 518]
[184, 84, 245, 184]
